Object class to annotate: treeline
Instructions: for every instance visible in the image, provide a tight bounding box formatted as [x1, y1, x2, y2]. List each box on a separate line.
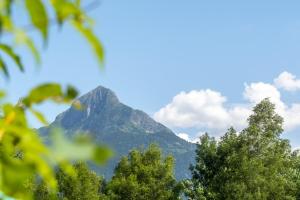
[31, 99, 300, 200]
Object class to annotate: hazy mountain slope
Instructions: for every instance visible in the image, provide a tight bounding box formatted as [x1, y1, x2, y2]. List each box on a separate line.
[39, 86, 196, 179]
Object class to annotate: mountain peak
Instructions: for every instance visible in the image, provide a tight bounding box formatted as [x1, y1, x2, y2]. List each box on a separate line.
[79, 86, 119, 106]
[40, 85, 195, 180]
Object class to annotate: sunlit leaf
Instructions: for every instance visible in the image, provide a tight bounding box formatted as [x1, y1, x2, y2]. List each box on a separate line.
[23, 83, 63, 107]
[15, 30, 41, 65]
[29, 108, 49, 125]
[51, 0, 82, 24]
[49, 128, 112, 164]
[25, 0, 48, 40]
[73, 22, 104, 67]
[0, 44, 24, 72]
[0, 56, 8, 77]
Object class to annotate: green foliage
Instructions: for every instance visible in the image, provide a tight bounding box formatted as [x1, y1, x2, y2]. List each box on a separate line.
[73, 21, 104, 66]
[0, 0, 104, 77]
[33, 181, 58, 200]
[49, 128, 112, 164]
[0, 44, 24, 73]
[0, 0, 107, 199]
[25, 0, 49, 40]
[33, 162, 106, 200]
[56, 162, 104, 200]
[0, 84, 111, 199]
[292, 150, 300, 200]
[105, 144, 182, 200]
[185, 99, 298, 200]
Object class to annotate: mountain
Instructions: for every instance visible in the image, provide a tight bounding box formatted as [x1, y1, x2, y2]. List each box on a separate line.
[39, 86, 196, 179]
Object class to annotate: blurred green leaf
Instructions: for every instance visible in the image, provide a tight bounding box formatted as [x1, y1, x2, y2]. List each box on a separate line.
[29, 108, 49, 125]
[73, 22, 104, 67]
[23, 83, 63, 107]
[65, 85, 78, 100]
[51, 0, 81, 24]
[0, 56, 8, 77]
[15, 30, 41, 65]
[49, 128, 112, 164]
[0, 0, 13, 15]
[0, 44, 24, 72]
[25, 0, 48, 40]
[0, 90, 5, 99]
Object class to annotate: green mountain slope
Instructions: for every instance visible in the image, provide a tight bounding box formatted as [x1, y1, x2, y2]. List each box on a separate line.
[39, 86, 195, 179]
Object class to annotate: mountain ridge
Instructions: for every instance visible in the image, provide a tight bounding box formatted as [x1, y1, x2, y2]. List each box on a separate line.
[39, 85, 196, 179]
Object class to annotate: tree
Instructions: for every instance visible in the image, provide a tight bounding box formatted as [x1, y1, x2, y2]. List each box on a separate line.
[56, 162, 104, 200]
[33, 162, 106, 200]
[33, 181, 58, 200]
[292, 150, 300, 200]
[105, 144, 182, 200]
[186, 99, 297, 200]
[0, 1, 109, 199]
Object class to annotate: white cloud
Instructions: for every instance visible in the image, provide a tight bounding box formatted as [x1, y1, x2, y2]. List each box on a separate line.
[244, 82, 282, 106]
[154, 71, 300, 142]
[177, 133, 191, 142]
[282, 104, 300, 131]
[154, 89, 251, 138]
[154, 90, 236, 131]
[176, 132, 201, 143]
[274, 71, 300, 91]
[243, 82, 286, 115]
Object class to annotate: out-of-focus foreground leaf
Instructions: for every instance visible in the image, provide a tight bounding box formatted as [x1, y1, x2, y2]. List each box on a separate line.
[49, 128, 113, 164]
[0, 84, 111, 199]
[73, 21, 104, 66]
[0, 44, 24, 72]
[25, 0, 48, 40]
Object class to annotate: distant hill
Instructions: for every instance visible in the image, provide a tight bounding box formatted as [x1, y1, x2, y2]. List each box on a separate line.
[39, 86, 196, 179]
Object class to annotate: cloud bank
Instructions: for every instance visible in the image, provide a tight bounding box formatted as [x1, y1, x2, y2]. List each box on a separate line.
[154, 71, 300, 141]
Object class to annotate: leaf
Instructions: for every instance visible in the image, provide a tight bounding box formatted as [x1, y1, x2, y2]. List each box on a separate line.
[15, 30, 41, 65]
[0, 56, 9, 77]
[25, 37, 41, 65]
[23, 83, 63, 107]
[29, 108, 49, 125]
[0, 90, 5, 99]
[73, 22, 104, 67]
[22, 83, 79, 107]
[51, 0, 82, 25]
[0, 44, 24, 72]
[25, 0, 49, 40]
[49, 129, 112, 164]
[93, 146, 113, 164]
[66, 85, 78, 100]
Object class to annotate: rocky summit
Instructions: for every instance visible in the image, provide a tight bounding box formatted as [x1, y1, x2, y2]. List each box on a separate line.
[39, 86, 196, 179]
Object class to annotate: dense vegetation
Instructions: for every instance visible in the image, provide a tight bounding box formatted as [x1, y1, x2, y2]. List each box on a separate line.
[32, 145, 181, 200]
[105, 144, 181, 200]
[0, 0, 108, 199]
[184, 99, 300, 200]
[30, 99, 300, 200]
[1, 1, 300, 200]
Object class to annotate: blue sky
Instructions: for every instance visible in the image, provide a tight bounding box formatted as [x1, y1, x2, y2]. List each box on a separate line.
[2, 0, 300, 148]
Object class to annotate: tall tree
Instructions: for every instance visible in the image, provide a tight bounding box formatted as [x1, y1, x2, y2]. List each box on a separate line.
[56, 162, 103, 200]
[292, 150, 300, 200]
[105, 144, 182, 200]
[33, 162, 105, 200]
[33, 181, 58, 200]
[186, 99, 297, 200]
